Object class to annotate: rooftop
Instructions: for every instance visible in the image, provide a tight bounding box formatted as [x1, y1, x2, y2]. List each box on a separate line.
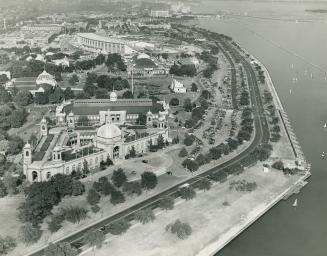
[77, 33, 126, 44]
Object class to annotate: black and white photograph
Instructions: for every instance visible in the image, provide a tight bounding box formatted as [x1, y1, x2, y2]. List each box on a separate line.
[0, 0, 325, 255]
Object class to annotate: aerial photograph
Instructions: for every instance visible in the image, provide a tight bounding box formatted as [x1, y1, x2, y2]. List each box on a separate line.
[0, 0, 326, 255]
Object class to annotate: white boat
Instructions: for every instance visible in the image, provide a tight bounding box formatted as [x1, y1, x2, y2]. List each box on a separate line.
[324, 123, 327, 129]
[289, 89, 292, 94]
[292, 199, 298, 207]
[290, 63, 294, 69]
[310, 73, 313, 79]
[321, 152, 325, 159]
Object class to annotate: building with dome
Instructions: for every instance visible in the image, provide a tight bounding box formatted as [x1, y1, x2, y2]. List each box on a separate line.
[23, 94, 170, 182]
[6, 70, 58, 96]
[127, 53, 169, 77]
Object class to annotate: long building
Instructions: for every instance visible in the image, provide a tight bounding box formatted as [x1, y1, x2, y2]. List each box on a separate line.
[21, 24, 63, 33]
[76, 33, 134, 55]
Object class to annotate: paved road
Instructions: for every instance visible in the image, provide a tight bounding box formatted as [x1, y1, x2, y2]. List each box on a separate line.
[27, 38, 270, 256]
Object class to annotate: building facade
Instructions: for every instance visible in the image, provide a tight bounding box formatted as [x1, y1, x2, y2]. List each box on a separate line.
[76, 33, 133, 55]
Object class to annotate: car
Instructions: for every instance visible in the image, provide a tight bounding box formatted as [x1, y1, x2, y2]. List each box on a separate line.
[179, 183, 190, 189]
[142, 159, 148, 163]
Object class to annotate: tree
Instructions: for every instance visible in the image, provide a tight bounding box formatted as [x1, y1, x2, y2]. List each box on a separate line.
[95, 54, 106, 65]
[272, 160, 284, 170]
[68, 74, 79, 86]
[95, 88, 109, 99]
[19, 224, 42, 244]
[0, 235, 16, 255]
[198, 178, 211, 191]
[166, 219, 192, 240]
[128, 145, 136, 158]
[110, 190, 125, 205]
[7, 135, 24, 155]
[191, 83, 198, 92]
[107, 219, 131, 235]
[9, 108, 26, 128]
[179, 186, 196, 200]
[82, 159, 90, 176]
[122, 181, 142, 196]
[157, 134, 165, 149]
[178, 147, 188, 157]
[0, 87, 11, 104]
[35, 92, 49, 104]
[111, 168, 127, 188]
[87, 189, 101, 205]
[18, 181, 61, 225]
[159, 196, 174, 211]
[3, 173, 17, 195]
[64, 87, 74, 100]
[44, 242, 78, 256]
[169, 98, 179, 106]
[183, 98, 193, 112]
[0, 180, 7, 197]
[183, 134, 195, 146]
[122, 90, 133, 99]
[14, 90, 33, 106]
[134, 208, 155, 224]
[62, 206, 88, 223]
[48, 213, 64, 233]
[84, 230, 105, 250]
[141, 172, 158, 190]
[50, 174, 73, 198]
[72, 180, 85, 196]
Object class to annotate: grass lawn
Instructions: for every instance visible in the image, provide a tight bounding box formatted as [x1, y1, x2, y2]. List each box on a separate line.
[0, 196, 24, 239]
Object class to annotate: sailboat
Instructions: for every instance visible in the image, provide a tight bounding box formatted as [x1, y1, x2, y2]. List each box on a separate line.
[310, 73, 313, 79]
[289, 89, 292, 94]
[292, 199, 298, 207]
[321, 151, 325, 159]
[290, 63, 294, 69]
[324, 123, 327, 129]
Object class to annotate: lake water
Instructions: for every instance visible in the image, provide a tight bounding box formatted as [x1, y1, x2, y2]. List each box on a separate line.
[197, 1, 327, 255]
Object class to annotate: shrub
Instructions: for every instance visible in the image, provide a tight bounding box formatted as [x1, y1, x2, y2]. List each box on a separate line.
[166, 219, 192, 240]
[87, 189, 101, 205]
[72, 180, 85, 196]
[208, 171, 228, 183]
[91, 205, 101, 213]
[111, 168, 127, 188]
[141, 172, 158, 190]
[179, 186, 196, 200]
[134, 208, 155, 224]
[48, 213, 64, 233]
[62, 206, 88, 223]
[178, 147, 188, 157]
[19, 224, 42, 244]
[0, 235, 16, 255]
[107, 219, 131, 235]
[197, 178, 212, 191]
[229, 180, 257, 192]
[272, 160, 284, 170]
[110, 190, 125, 205]
[159, 196, 175, 211]
[122, 181, 142, 196]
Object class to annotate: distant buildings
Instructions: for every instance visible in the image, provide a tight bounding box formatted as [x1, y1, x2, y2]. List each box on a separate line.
[150, 9, 170, 18]
[127, 53, 169, 77]
[170, 79, 186, 93]
[21, 24, 63, 33]
[76, 33, 134, 55]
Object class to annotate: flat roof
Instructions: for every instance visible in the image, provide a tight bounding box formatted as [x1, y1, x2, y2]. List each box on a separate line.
[77, 33, 126, 44]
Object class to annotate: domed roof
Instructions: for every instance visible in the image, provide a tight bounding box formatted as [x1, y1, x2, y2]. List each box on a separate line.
[110, 91, 117, 102]
[137, 53, 150, 60]
[97, 123, 121, 139]
[53, 145, 61, 152]
[36, 70, 56, 87]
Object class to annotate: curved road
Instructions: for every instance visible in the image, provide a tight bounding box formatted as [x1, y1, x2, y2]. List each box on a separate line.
[27, 37, 270, 256]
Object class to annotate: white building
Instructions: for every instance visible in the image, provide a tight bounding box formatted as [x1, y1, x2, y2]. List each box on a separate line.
[171, 79, 186, 93]
[150, 10, 170, 18]
[76, 33, 134, 55]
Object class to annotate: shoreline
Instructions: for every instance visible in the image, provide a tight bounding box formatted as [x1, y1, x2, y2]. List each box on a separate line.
[196, 47, 311, 256]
